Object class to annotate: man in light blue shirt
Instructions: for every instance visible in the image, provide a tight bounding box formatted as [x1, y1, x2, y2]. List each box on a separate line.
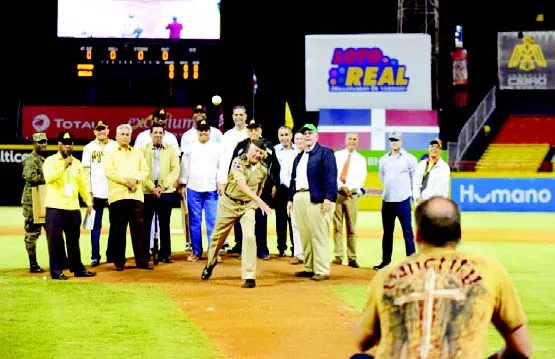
[374, 131, 417, 270]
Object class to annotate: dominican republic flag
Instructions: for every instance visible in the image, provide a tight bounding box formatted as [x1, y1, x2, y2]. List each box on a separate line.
[317, 109, 439, 150]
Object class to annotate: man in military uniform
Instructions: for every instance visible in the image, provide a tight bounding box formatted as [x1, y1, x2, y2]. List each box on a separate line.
[224, 118, 280, 258]
[201, 138, 272, 288]
[21, 132, 49, 273]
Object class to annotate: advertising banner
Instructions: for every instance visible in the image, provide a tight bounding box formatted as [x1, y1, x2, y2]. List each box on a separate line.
[451, 178, 555, 212]
[21, 106, 196, 140]
[498, 31, 555, 90]
[317, 109, 439, 151]
[305, 34, 432, 111]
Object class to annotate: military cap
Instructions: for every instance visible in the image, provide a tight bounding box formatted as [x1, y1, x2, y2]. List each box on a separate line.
[251, 138, 266, 151]
[32, 133, 47, 142]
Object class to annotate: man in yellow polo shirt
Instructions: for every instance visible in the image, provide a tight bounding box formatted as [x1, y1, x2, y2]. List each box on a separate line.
[354, 197, 531, 359]
[104, 124, 153, 271]
[43, 132, 96, 280]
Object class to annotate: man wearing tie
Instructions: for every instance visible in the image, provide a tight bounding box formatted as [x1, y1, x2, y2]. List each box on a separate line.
[332, 133, 367, 268]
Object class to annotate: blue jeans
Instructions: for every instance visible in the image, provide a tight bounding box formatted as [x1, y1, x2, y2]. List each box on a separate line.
[187, 188, 219, 256]
[380, 197, 415, 264]
[91, 197, 109, 261]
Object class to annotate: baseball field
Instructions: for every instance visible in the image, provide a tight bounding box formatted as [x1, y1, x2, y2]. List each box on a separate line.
[0, 207, 554, 358]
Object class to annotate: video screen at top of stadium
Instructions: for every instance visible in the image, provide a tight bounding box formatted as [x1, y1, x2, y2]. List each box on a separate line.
[57, 0, 221, 40]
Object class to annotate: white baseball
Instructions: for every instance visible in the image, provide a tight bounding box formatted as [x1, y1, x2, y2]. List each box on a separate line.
[211, 95, 222, 105]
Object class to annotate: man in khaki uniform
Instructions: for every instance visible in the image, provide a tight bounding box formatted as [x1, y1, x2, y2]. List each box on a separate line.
[201, 138, 271, 288]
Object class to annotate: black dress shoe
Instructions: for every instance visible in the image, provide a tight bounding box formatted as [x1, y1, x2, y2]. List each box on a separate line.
[52, 273, 68, 280]
[161, 256, 173, 264]
[348, 259, 360, 268]
[91, 259, 100, 267]
[295, 271, 315, 278]
[241, 279, 256, 288]
[29, 263, 44, 273]
[278, 251, 286, 257]
[201, 262, 218, 280]
[373, 262, 390, 271]
[74, 269, 96, 277]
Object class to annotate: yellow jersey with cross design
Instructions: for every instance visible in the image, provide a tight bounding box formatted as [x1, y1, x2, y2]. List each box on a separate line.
[359, 246, 526, 359]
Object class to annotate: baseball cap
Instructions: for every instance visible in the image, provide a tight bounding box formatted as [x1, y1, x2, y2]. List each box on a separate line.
[58, 132, 74, 145]
[300, 124, 318, 133]
[152, 108, 167, 120]
[430, 138, 443, 147]
[193, 105, 207, 114]
[389, 131, 402, 141]
[197, 119, 210, 131]
[246, 118, 261, 129]
[95, 121, 108, 130]
[32, 133, 47, 142]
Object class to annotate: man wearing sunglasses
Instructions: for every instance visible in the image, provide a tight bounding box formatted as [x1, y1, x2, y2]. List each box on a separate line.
[21, 132, 49, 273]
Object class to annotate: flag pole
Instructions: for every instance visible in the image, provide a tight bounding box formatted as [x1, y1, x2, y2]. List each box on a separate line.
[252, 70, 257, 119]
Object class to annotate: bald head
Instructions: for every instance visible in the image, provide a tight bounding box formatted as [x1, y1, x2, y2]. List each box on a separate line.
[415, 197, 461, 246]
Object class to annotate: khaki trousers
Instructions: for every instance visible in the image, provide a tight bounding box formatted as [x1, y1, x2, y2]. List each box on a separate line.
[333, 193, 359, 260]
[292, 192, 333, 276]
[206, 195, 258, 280]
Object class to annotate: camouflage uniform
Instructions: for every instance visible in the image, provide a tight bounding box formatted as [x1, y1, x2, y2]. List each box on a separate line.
[21, 150, 45, 257]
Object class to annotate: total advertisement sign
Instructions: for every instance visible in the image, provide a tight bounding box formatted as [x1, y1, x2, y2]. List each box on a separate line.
[451, 178, 555, 212]
[305, 34, 432, 111]
[22, 106, 196, 140]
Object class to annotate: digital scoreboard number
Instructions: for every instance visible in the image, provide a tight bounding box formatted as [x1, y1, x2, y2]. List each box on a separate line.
[77, 45, 200, 80]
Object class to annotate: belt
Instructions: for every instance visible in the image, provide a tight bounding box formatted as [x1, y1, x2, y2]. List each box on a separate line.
[225, 193, 250, 205]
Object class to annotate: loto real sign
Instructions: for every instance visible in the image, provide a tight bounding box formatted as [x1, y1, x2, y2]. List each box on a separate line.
[21, 106, 196, 140]
[305, 34, 432, 111]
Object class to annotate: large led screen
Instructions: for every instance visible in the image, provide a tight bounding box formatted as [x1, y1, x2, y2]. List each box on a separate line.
[58, 0, 221, 40]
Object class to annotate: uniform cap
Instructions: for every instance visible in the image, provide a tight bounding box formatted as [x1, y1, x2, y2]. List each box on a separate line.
[58, 132, 74, 145]
[193, 105, 207, 114]
[32, 133, 47, 142]
[389, 131, 402, 140]
[246, 118, 261, 129]
[429, 138, 443, 147]
[197, 119, 210, 131]
[95, 121, 108, 130]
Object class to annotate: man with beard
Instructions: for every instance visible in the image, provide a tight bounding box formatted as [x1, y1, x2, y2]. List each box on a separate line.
[42, 132, 96, 280]
[21, 132, 49, 273]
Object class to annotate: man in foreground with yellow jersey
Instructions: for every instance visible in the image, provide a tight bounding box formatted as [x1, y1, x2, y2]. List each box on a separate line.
[354, 196, 531, 359]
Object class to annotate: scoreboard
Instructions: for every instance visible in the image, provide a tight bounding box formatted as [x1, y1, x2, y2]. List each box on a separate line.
[76, 44, 202, 80]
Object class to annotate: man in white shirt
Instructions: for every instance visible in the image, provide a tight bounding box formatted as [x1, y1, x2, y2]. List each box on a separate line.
[180, 119, 224, 262]
[283, 131, 305, 264]
[413, 138, 451, 204]
[134, 108, 180, 156]
[274, 126, 296, 257]
[180, 105, 223, 153]
[332, 133, 368, 268]
[81, 121, 116, 267]
[221, 105, 248, 154]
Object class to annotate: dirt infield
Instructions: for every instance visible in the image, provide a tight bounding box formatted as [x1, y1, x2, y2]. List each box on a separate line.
[16, 252, 376, 359]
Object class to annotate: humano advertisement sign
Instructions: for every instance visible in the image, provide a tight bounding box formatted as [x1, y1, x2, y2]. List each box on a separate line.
[451, 178, 555, 212]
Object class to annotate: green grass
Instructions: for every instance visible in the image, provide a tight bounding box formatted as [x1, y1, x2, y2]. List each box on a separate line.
[0, 275, 222, 359]
[1, 206, 554, 357]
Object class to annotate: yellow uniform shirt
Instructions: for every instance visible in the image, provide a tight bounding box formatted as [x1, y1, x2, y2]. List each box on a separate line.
[43, 153, 92, 210]
[103, 145, 149, 204]
[141, 144, 180, 194]
[359, 246, 527, 359]
[225, 155, 267, 202]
